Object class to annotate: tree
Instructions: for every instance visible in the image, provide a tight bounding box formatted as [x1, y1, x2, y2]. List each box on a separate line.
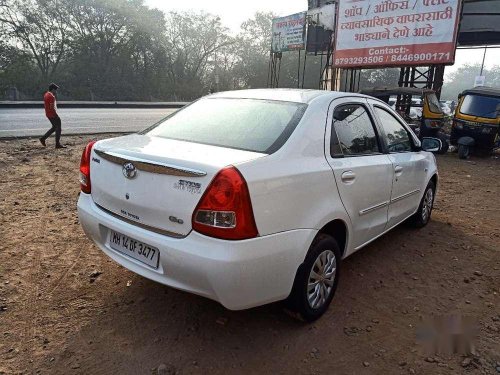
[0, 40, 38, 97]
[233, 12, 274, 89]
[441, 63, 500, 100]
[0, 0, 69, 83]
[164, 11, 233, 99]
[63, 0, 166, 99]
[358, 68, 400, 90]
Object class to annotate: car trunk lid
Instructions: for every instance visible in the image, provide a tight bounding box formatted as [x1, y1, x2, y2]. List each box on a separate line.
[90, 134, 266, 237]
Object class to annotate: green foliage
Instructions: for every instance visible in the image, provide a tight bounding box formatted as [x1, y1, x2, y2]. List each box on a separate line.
[5, 1, 477, 101]
[359, 68, 400, 89]
[0, 40, 39, 96]
[441, 63, 500, 100]
[0, 0, 249, 100]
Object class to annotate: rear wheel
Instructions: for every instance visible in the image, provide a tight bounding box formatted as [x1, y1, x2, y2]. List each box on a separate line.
[410, 181, 435, 228]
[285, 234, 341, 322]
[458, 144, 470, 159]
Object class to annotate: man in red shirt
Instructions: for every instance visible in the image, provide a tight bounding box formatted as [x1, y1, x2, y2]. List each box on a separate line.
[40, 83, 65, 148]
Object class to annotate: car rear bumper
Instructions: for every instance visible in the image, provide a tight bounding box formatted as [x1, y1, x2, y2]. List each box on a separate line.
[77, 193, 316, 310]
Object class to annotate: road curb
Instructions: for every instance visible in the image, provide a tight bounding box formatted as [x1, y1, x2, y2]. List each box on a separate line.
[0, 131, 132, 141]
[0, 101, 188, 109]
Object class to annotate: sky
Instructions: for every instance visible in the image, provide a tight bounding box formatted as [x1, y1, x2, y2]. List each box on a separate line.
[145, 0, 500, 82]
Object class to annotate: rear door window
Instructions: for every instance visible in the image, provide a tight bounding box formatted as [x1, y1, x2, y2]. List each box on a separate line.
[374, 107, 412, 153]
[331, 104, 380, 156]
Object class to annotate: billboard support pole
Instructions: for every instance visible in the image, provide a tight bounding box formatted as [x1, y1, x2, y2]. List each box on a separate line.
[297, 50, 301, 88]
[302, 50, 308, 89]
[267, 53, 272, 88]
[396, 64, 446, 114]
[267, 52, 283, 88]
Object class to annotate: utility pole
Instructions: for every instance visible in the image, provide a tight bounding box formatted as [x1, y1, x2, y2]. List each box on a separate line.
[479, 46, 487, 76]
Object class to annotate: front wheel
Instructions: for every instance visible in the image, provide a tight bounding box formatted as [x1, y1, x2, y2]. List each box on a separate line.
[437, 133, 449, 154]
[410, 181, 435, 228]
[458, 144, 470, 159]
[285, 234, 341, 322]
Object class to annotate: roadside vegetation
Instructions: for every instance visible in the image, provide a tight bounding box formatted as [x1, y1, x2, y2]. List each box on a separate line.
[1, 0, 500, 102]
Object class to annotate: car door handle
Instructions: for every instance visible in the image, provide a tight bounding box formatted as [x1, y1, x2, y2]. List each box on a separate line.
[341, 170, 356, 183]
[394, 165, 403, 175]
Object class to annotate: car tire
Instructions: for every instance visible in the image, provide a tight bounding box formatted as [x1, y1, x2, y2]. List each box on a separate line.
[458, 144, 470, 159]
[410, 181, 435, 228]
[285, 234, 341, 322]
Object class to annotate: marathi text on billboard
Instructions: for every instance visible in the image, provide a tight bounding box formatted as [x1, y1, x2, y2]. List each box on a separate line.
[334, 0, 462, 68]
[271, 12, 307, 52]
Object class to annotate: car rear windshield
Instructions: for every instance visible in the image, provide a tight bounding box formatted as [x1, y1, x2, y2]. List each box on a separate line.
[146, 98, 307, 153]
[459, 94, 500, 119]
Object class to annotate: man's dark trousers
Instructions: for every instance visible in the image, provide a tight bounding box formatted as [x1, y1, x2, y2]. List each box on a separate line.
[42, 116, 61, 144]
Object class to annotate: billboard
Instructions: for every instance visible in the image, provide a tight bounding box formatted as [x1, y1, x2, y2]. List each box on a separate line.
[307, 4, 336, 53]
[458, 0, 500, 46]
[334, 0, 462, 68]
[271, 12, 307, 52]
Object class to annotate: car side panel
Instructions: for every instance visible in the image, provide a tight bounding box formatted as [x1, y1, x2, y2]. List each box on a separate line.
[238, 154, 351, 248]
[385, 152, 428, 229]
[366, 98, 439, 227]
[236, 98, 352, 258]
[323, 97, 394, 252]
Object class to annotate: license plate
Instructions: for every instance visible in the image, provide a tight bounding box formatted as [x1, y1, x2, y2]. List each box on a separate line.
[108, 230, 159, 269]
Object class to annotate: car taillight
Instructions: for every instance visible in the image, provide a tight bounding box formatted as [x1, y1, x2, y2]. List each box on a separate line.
[192, 166, 258, 240]
[79, 141, 96, 194]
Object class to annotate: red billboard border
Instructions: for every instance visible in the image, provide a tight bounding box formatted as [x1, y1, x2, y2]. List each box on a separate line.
[332, 0, 463, 69]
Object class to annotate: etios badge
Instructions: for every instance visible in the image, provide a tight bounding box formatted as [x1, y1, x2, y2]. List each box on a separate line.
[122, 162, 137, 179]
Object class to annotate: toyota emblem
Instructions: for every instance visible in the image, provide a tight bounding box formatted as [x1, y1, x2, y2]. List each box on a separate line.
[122, 162, 137, 179]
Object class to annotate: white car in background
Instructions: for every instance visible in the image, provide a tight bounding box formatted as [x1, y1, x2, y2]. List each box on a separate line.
[77, 89, 440, 321]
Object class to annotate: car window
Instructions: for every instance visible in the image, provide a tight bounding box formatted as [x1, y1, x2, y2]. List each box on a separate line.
[374, 107, 412, 153]
[146, 98, 307, 154]
[331, 104, 380, 156]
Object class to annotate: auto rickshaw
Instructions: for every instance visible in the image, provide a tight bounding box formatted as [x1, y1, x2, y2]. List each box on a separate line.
[450, 87, 500, 159]
[360, 87, 448, 153]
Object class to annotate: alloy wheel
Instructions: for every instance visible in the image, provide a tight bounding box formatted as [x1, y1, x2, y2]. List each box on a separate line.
[307, 250, 337, 309]
[421, 188, 434, 222]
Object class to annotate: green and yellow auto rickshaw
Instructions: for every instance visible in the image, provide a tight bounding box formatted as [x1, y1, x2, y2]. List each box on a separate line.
[450, 87, 500, 159]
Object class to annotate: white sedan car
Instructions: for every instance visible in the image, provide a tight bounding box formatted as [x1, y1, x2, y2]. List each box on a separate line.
[78, 89, 440, 321]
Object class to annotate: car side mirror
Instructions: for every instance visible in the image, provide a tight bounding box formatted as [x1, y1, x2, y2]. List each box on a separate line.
[421, 137, 442, 153]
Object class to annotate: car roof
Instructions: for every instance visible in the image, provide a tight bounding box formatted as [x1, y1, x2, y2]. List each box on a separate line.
[460, 86, 500, 98]
[208, 88, 367, 104]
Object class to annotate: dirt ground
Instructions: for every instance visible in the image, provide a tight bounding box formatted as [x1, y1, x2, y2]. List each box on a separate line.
[0, 135, 499, 375]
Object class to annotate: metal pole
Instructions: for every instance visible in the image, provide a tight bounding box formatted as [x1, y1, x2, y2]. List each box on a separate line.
[276, 56, 282, 88]
[297, 50, 301, 88]
[479, 46, 487, 76]
[319, 53, 324, 89]
[267, 53, 272, 88]
[302, 51, 307, 89]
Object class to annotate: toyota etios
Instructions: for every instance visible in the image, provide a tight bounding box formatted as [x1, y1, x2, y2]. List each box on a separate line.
[78, 89, 441, 321]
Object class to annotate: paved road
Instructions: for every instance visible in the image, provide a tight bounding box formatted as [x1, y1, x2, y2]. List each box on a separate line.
[0, 108, 177, 138]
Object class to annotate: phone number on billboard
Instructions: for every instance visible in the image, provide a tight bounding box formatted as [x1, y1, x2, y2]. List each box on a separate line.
[389, 52, 451, 62]
[335, 56, 384, 65]
[335, 52, 451, 66]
